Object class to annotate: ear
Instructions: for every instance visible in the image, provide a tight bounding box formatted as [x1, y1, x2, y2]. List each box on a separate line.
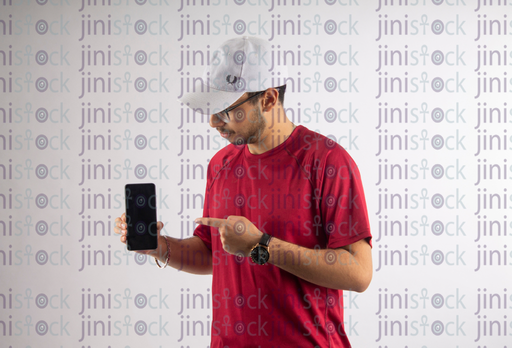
[261, 88, 279, 112]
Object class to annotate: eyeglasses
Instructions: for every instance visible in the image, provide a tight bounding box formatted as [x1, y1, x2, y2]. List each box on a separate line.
[214, 91, 265, 123]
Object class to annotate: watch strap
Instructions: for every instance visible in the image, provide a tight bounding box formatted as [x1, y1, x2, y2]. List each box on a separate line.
[259, 233, 272, 247]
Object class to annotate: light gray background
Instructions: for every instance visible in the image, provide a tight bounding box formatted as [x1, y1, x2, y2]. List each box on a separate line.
[0, 0, 511, 346]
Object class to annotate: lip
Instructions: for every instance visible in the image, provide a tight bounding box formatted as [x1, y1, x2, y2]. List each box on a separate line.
[218, 129, 233, 139]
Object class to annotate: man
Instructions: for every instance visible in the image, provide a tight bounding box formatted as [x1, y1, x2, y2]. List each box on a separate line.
[115, 36, 372, 347]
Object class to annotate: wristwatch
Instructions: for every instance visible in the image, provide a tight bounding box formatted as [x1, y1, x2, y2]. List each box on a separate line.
[250, 233, 272, 265]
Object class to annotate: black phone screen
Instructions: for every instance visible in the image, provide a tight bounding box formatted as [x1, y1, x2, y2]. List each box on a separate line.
[125, 183, 157, 250]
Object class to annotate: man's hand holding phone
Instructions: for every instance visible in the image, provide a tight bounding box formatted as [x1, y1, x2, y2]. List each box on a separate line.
[114, 183, 213, 274]
[114, 183, 168, 264]
[114, 213, 167, 260]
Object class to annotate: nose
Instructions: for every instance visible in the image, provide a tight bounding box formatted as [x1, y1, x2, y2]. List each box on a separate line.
[209, 114, 227, 128]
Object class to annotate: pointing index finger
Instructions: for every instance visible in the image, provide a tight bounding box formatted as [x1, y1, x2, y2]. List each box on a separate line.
[195, 217, 227, 227]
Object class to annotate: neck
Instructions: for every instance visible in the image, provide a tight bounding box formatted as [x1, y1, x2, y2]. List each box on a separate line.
[248, 106, 295, 155]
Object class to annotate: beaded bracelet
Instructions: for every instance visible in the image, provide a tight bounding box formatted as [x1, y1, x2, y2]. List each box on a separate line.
[155, 236, 171, 269]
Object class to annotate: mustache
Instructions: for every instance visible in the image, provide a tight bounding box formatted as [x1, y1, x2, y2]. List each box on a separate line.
[217, 128, 233, 133]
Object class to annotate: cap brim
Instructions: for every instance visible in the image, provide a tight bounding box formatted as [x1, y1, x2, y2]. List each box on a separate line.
[179, 79, 245, 115]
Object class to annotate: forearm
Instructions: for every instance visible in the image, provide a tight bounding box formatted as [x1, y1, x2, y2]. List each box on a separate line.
[116, 215, 212, 274]
[156, 235, 212, 275]
[268, 238, 372, 292]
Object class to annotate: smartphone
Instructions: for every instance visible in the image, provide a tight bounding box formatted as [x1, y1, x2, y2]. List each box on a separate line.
[125, 183, 157, 250]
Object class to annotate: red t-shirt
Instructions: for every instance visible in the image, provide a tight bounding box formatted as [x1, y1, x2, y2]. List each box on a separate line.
[194, 125, 372, 348]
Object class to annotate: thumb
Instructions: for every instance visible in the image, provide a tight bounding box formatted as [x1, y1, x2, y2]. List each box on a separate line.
[226, 215, 238, 222]
[156, 221, 164, 235]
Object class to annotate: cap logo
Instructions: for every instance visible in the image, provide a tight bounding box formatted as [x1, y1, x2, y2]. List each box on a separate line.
[226, 75, 238, 86]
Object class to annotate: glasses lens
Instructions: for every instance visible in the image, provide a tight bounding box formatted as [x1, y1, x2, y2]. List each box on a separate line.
[214, 112, 229, 123]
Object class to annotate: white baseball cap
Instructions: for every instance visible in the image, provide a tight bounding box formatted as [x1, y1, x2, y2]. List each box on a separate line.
[179, 36, 288, 115]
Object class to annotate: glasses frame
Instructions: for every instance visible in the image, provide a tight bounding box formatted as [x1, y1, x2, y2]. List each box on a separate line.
[214, 90, 265, 123]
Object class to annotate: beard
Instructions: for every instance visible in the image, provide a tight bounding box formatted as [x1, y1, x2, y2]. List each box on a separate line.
[219, 106, 267, 147]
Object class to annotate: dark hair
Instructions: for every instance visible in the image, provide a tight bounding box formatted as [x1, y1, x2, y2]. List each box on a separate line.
[246, 85, 286, 107]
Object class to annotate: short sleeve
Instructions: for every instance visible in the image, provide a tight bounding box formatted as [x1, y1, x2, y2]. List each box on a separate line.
[193, 163, 214, 251]
[320, 147, 372, 249]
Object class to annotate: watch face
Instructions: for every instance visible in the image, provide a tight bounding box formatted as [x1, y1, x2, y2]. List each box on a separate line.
[251, 246, 269, 265]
